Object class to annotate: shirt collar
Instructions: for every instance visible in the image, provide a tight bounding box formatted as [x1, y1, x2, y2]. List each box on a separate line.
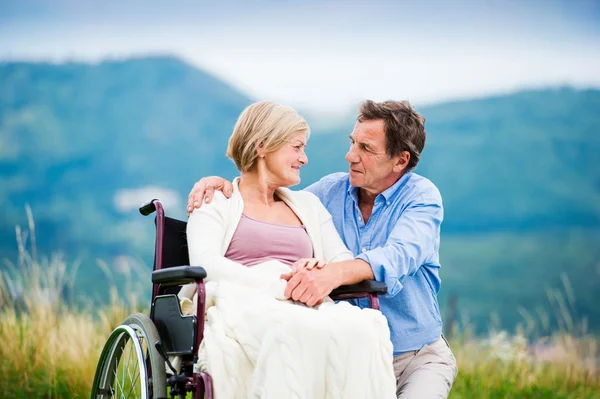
[347, 171, 413, 204]
[381, 171, 413, 202]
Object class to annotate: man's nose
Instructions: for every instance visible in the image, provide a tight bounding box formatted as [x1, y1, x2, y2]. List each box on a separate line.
[346, 145, 359, 163]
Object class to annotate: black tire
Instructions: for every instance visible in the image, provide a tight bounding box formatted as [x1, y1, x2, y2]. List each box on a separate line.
[90, 313, 167, 399]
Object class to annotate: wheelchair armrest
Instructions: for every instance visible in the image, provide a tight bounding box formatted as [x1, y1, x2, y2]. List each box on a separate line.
[152, 266, 207, 286]
[330, 280, 387, 297]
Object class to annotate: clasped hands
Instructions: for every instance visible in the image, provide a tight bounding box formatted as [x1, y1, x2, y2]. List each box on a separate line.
[280, 258, 338, 307]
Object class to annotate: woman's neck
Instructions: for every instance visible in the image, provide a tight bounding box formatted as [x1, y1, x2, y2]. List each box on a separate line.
[238, 172, 278, 206]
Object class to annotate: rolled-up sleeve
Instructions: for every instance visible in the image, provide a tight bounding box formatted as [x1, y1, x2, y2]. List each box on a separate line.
[356, 195, 443, 297]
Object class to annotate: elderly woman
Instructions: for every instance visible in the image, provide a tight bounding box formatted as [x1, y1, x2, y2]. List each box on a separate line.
[178, 101, 395, 399]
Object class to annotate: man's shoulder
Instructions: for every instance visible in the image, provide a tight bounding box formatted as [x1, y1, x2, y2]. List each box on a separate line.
[304, 172, 349, 198]
[405, 173, 442, 202]
[317, 172, 350, 186]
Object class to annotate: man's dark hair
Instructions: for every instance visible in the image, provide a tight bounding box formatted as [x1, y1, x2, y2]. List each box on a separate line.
[358, 100, 426, 171]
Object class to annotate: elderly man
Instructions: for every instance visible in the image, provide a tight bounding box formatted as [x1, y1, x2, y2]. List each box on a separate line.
[187, 100, 457, 398]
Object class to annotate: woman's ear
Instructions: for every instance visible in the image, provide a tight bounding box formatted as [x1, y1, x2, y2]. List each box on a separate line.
[256, 142, 265, 158]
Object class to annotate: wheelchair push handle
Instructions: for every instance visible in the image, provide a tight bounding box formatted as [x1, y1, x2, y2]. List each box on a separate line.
[139, 199, 161, 216]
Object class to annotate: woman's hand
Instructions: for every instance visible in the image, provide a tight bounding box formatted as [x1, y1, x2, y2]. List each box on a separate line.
[280, 258, 326, 280]
[293, 258, 327, 271]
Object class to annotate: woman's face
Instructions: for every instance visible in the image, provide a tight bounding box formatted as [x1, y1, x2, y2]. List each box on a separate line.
[262, 131, 308, 187]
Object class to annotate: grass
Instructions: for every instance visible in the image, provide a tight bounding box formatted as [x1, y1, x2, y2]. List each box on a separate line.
[1, 217, 599, 398]
[0, 214, 144, 398]
[449, 332, 599, 398]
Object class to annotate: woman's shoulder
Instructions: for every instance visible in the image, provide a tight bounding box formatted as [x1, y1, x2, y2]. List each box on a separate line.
[189, 190, 234, 218]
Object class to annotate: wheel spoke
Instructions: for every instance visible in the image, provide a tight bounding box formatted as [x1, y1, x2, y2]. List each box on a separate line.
[91, 315, 166, 399]
[129, 344, 141, 391]
[121, 341, 128, 396]
[125, 369, 141, 398]
[113, 355, 125, 398]
[125, 340, 134, 387]
[125, 344, 140, 398]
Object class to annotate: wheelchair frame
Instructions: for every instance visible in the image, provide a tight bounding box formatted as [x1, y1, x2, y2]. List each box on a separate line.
[90, 198, 387, 399]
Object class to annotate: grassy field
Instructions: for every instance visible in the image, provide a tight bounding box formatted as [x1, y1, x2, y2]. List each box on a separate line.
[1, 239, 598, 398]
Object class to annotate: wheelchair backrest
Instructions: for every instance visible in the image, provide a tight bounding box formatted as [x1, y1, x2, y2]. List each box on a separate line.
[153, 216, 189, 296]
[158, 216, 189, 269]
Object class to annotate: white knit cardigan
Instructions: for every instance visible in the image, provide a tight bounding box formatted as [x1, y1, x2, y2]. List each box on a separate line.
[178, 177, 354, 301]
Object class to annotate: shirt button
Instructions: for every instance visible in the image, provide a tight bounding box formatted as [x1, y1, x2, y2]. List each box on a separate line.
[358, 216, 362, 221]
[362, 247, 367, 253]
[386, 201, 390, 206]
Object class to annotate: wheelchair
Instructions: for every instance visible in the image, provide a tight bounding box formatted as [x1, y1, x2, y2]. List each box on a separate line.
[90, 199, 387, 399]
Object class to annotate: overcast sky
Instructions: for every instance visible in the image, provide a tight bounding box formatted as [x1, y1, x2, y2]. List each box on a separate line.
[1, 0, 599, 114]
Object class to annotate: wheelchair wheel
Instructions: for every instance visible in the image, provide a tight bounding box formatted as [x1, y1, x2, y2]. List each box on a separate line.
[91, 313, 167, 399]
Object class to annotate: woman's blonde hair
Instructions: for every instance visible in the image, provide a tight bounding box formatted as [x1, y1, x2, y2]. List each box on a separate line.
[226, 101, 310, 172]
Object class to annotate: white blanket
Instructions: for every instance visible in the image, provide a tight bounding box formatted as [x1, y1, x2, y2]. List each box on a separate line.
[179, 260, 397, 399]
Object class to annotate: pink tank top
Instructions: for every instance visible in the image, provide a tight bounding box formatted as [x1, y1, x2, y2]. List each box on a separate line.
[224, 214, 314, 267]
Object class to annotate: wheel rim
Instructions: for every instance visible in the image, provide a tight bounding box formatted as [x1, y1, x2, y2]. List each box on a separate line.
[126, 322, 157, 396]
[94, 325, 149, 399]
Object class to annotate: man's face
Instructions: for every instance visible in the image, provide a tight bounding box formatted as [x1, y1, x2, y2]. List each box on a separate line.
[345, 119, 407, 196]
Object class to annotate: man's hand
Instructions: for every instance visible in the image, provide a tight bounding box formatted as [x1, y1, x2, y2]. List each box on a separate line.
[280, 259, 374, 307]
[281, 266, 342, 307]
[187, 177, 233, 216]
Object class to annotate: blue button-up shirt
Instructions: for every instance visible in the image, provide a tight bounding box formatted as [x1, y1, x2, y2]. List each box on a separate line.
[305, 171, 443, 355]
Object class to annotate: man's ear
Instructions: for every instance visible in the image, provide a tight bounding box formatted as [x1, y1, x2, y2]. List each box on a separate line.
[393, 151, 410, 173]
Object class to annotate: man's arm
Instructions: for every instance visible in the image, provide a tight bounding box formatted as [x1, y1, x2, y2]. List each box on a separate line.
[355, 195, 443, 297]
[186, 176, 320, 216]
[284, 194, 443, 304]
[186, 172, 343, 215]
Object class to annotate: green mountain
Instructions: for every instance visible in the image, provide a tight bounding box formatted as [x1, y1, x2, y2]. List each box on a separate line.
[1, 57, 599, 334]
[1, 57, 246, 257]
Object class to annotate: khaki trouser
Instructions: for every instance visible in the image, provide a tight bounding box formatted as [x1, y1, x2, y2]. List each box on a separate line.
[394, 335, 458, 398]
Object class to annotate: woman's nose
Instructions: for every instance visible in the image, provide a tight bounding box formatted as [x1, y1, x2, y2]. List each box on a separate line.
[299, 151, 308, 165]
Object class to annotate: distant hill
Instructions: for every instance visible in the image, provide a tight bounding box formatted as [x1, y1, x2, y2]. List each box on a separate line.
[0, 56, 247, 258]
[1, 57, 598, 333]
